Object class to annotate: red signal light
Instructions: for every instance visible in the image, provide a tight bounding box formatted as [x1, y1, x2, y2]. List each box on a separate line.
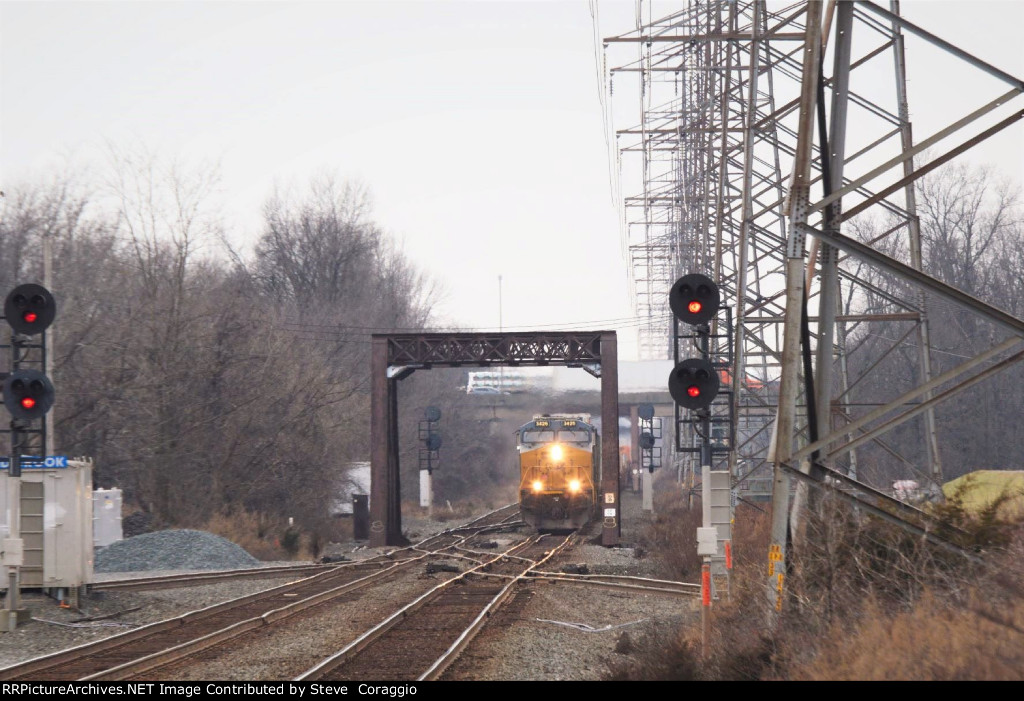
[20, 397, 37, 410]
[687, 385, 701, 398]
[23, 311, 38, 323]
[688, 300, 702, 314]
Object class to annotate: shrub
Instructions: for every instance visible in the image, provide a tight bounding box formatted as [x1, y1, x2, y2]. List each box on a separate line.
[606, 479, 1024, 680]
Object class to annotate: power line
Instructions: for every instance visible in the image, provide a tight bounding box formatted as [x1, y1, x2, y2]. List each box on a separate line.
[279, 313, 674, 334]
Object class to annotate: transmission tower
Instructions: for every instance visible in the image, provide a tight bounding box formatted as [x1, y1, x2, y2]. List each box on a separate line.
[606, 0, 1024, 613]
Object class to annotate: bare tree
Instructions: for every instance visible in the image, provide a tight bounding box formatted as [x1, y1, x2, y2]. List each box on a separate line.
[842, 163, 1024, 482]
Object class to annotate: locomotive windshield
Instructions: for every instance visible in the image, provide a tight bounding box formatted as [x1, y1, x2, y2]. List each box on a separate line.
[519, 424, 592, 447]
[557, 429, 591, 444]
[521, 429, 555, 445]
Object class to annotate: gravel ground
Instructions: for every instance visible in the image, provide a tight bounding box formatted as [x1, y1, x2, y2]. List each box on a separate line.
[0, 576, 294, 669]
[145, 567, 466, 681]
[0, 489, 693, 680]
[443, 489, 699, 681]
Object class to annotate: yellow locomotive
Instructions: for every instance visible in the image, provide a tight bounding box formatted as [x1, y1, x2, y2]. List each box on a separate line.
[516, 414, 600, 531]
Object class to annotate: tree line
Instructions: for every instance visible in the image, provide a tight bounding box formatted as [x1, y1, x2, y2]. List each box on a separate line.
[839, 162, 1024, 486]
[1, 154, 439, 546]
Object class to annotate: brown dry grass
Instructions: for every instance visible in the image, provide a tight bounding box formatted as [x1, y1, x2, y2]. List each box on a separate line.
[791, 591, 1024, 680]
[404, 499, 478, 524]
[636, 486, 703, 580]
[607, 484, 1024, 681]
[202, 509, 320, 561]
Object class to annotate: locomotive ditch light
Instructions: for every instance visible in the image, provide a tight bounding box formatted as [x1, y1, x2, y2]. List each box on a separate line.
[532, 480, 544, 493]
[568, 479, 581, 493]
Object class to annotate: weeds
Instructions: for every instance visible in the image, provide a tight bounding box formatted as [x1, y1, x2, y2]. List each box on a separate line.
[203, 509, 320, 561]
[607, 479, 1024, 680]
[636, 487, 703, 580]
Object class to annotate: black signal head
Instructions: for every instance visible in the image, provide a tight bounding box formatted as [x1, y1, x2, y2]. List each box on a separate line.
[4, 283, 56, 336]
[669, 274, 720, 325]
[3, 369, 55, 420]
[668, 358, 720, 410]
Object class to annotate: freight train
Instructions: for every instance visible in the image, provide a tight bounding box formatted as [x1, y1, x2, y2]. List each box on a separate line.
[516, 414, 599, 531]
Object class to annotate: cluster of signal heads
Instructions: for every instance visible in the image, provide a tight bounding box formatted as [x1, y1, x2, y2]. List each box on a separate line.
[667, 274, 721, 412]
[2, 283, 57, 421]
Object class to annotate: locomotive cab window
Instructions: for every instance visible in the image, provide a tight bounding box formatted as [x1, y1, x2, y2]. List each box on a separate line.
[557, 429, 591, 444]
[521, 429, 555, 445]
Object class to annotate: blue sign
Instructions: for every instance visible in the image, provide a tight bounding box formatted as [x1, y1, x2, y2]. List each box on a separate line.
[0, 455, 69, 470]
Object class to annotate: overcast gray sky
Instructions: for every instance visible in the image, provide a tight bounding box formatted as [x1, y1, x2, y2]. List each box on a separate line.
[2, 1, 1022, 361]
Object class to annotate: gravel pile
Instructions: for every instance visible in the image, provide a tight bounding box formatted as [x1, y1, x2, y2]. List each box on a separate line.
[95, 529, 261, 572]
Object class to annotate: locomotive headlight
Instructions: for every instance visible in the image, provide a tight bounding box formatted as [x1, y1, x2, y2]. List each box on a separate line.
[532, 480, 544, 493]
[550, 444, 563, 461]
[568, 479, 581, 493]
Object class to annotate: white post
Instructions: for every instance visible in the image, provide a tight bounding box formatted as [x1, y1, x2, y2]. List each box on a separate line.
[642, 469, 653, 511]
[419, 470, 432, 515]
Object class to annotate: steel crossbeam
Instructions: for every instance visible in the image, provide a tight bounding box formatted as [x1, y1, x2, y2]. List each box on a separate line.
[386, 332, 605, 367]
[371, 331, 621, 548]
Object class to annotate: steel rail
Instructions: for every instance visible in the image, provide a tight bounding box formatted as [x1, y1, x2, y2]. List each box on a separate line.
[526, 576, 700, 599]
[418, 536, 575, 681]
[295, 535, 569, 682]
[92, 506, 520, 593]
[92, 564, 346, 592]
[0, 564, 352, 681]
[0, 508, 521, 681]
[529, 571, 700, 590]
[83, 554, 440, 681]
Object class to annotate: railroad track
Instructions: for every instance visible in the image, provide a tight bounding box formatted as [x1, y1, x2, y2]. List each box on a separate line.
[93, 504, 523, 593]
[297, 532, 575, 682]
[0, 505, 522, 682]
[528, 571, 700, 598]
[92, 564, 338, 592]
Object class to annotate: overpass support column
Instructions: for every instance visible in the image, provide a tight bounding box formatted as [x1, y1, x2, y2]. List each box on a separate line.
[370, 336, 402, 546]
[630, 404, 640, 492]
[600, 332, 621, 546]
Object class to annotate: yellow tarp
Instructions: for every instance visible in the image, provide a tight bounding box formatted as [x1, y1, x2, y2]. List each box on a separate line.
[942, 470, 1024, 519]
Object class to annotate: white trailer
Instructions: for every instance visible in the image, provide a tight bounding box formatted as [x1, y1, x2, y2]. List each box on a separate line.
[0, 458, 94, 595]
